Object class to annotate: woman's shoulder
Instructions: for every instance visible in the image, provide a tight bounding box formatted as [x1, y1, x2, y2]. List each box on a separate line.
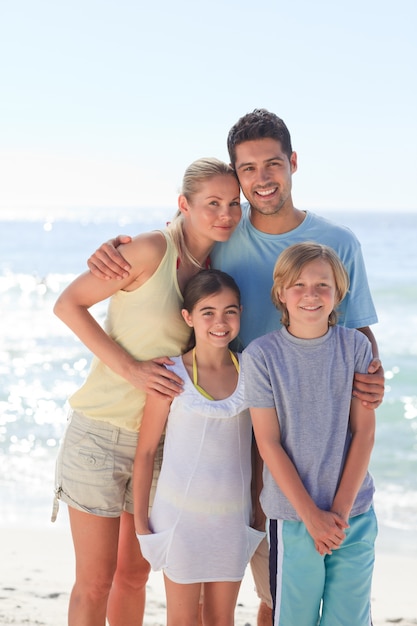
[125, 230, 167, 260]
[120, 230, 169, 284]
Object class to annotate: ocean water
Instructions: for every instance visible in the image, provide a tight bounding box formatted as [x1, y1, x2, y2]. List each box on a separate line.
[0, 208, 416, 556]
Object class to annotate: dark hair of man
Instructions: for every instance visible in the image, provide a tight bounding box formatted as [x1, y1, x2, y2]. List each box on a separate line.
[227, 108, 293, 166]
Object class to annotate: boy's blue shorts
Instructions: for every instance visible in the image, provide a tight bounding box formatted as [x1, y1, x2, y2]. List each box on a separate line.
[269, 507, 378, 626]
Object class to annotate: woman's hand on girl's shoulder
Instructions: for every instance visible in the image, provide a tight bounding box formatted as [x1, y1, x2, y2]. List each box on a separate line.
[125, 357, 183, 398]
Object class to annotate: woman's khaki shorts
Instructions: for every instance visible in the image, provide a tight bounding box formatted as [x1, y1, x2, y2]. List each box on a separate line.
[52, 410, 163, 520]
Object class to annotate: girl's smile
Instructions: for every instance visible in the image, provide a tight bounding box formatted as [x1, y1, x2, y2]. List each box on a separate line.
[182, 288, 241, 348]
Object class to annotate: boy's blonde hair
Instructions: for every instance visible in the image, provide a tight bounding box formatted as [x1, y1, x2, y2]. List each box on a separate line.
[167, 158, 238, 268]
[271, 242, 350, 327]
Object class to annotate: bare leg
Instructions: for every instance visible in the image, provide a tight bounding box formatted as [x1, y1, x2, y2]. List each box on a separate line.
[257, 600, 273, 626]
[107, 511, 151, 626]
[197, 584, 204, 626]
[68, 507, 120, 626]
[250, 535, 273, 626]
[202, 581, 241, 626]
[164, 575, 202, 626]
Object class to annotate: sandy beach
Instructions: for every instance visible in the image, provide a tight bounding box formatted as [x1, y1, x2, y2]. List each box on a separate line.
[0, 523, 416, 625]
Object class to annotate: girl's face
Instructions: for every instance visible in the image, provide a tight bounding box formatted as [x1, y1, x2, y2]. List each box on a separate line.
[179, 175, 241, 245]
[182, 287, 241, 348]
[279, 258, 337, 338]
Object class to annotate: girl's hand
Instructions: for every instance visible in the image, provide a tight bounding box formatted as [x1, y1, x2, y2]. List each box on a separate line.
[125, 357, 184, 398]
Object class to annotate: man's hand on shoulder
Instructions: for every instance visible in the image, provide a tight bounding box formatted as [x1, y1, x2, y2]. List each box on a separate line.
[353, 360, 385, 409]
[88, 235, 133, 280]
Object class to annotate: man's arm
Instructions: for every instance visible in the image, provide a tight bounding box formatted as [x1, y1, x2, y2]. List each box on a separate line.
[88, 235, 133, 280]
[354, 326, 385, 409]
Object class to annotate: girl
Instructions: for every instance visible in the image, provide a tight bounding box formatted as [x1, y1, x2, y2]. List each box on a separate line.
[52, 159, 241, 626]
[243, 242, 377, 626]
[134, 269, 264, 626]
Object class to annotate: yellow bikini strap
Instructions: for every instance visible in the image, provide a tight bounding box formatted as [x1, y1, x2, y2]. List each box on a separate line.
[192, 348, 239, 401]
[228, 350, 240, 373]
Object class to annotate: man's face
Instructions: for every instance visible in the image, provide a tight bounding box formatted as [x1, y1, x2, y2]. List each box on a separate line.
[234, 138, 297, 216]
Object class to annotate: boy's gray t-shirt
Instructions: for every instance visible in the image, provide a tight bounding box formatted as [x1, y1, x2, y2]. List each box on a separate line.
[243, 325, 375, 521]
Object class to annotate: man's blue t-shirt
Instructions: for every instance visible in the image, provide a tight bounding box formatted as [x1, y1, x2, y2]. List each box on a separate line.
[211, 205, 377, 347]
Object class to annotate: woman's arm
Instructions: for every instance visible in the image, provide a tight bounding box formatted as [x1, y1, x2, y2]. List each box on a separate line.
[331, 397, 375, 522]
[54, 233, 183, 397]
[133, 394, 171, 533]
[250, 407, 348, 555]
[54, 269, 139, 378]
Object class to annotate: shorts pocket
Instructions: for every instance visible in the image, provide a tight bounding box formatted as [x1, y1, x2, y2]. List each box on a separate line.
[136, 529, 172, 571]
[58, 428, 114, 489]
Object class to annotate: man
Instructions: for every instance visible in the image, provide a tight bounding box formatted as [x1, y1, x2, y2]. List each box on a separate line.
[88, 109, 384, 625]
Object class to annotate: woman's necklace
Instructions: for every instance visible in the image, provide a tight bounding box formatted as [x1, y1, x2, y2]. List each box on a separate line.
[192, 348, 239, 401]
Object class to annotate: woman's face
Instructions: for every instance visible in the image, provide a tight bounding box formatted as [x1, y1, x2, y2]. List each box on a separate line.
[179, 175, 241, 245]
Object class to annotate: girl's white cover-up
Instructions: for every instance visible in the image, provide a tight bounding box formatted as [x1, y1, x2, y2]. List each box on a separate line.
[137, 355, 264, 583]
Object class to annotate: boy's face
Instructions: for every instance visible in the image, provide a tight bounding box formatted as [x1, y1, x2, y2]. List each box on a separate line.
[278, 258, 337, 338]
[233, 138, 297, 216]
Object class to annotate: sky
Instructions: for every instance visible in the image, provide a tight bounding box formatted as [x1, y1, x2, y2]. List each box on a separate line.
[1, 0, 416, 218]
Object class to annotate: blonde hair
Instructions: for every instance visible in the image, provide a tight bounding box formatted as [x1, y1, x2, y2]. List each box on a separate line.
[271, 242, 350, 327]
[167, 158, 238, 268]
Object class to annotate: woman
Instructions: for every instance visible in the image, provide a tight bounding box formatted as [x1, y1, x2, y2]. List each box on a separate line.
[52, 158, 241, 626]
